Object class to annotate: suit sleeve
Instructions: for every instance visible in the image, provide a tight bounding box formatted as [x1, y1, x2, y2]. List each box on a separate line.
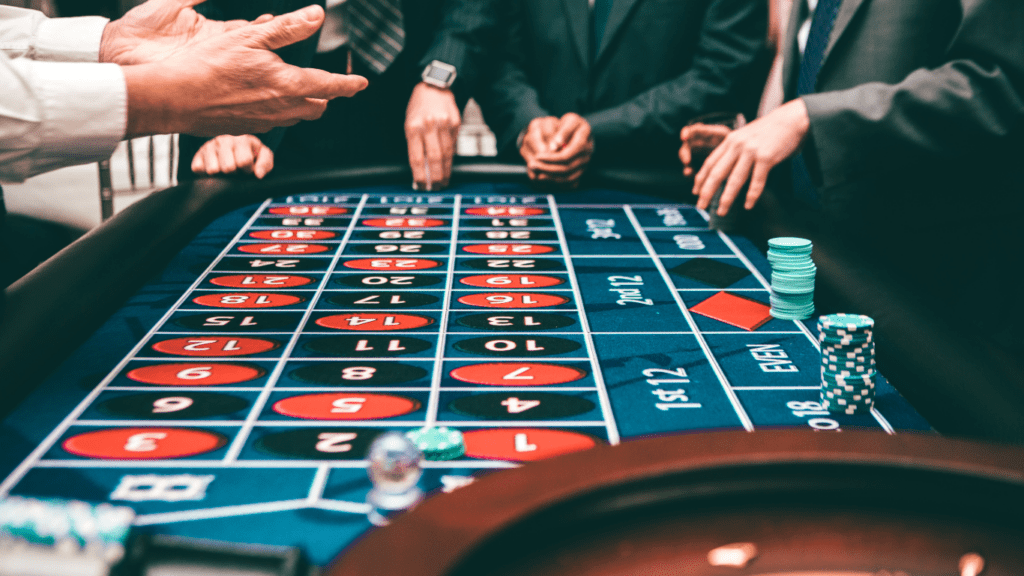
[473, 0, 550, 156]
[584, 0, 768, 154]
[420, 0, 499, 103]
[800, 0, 1024, 190]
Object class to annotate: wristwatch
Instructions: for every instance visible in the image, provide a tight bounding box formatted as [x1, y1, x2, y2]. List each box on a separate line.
[421, 60, 457, 89]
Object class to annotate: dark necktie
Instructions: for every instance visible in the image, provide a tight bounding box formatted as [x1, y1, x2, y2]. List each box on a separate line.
[592, 0, 614, 60]
[346, 0, 405, 74]
[792, 0, 843, 205]
[797, 0, 842, 96]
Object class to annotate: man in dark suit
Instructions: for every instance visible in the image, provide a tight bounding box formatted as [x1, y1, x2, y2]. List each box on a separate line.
[689, 0, 1024, 220]
[475, 0, 769, 185]
[687, 0, 1024, 340]
[181, 0, 497, 189]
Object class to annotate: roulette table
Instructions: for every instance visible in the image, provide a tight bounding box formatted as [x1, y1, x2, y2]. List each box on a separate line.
[1, 164, 1022, 572]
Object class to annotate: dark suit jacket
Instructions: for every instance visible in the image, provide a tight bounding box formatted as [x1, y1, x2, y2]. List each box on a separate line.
[781, 0, 1024, 219]
[778, 0, 1024, 342]
[476, 0, 769, 169]
[179, 0, 497, 176]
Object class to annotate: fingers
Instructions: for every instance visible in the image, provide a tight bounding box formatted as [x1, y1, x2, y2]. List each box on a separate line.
[540, 122, 592, 164]
[191, 135, 271, 177]
[717, 151, 754, 216]
[241, 4, 324, 51]
[193, 139, 220, 174]
[252, 13, 275, 24]
[535, 165, 586, 184]
[422, 130, 444, 192]
[692, 137, 729, 196]
[233, 135, 257, 174]
[216, 136, 237, 173]
[694, 144, 738, 210]
[407, 132, 426, 189]
[290, 68, 369, 100]
[438, 126, 455, 188]
[522, 120, 552, 158]
[254, 144, 275, 179]
[191, 149, 205, 173]
[680, 126, 694, 176]
[745, 160, 771, 210]
[549, 113, 584, 152]
[528, 153, 591, 175]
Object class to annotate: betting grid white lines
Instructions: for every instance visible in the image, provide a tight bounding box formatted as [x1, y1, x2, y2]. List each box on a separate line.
[0, 199, 275, 499]
[622, 205, 755, 432]
[222, 195, 370, 463]
[425, 195, 461, 427]
[547, 196, 621, 445]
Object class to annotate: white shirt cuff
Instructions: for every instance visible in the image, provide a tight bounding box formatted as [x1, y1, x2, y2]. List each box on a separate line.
[28, 60, 126, 173]
[34, 16, 109, 62]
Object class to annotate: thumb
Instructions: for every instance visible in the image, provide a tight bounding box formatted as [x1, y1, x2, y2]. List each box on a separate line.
[240, 4, 324, 51]
[550, 116, 581, 151]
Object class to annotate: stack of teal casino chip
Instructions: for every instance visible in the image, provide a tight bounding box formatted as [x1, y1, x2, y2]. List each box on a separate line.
[405, 426, 466, 461]
[0, 496, 135, 569]
[818, 313, 877, 414]
[767, 237, 816, 320]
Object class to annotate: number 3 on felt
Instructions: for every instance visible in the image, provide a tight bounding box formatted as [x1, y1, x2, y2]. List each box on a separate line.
[124, 432, 168, 452]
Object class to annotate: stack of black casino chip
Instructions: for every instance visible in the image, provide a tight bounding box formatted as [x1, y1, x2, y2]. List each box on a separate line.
[819, 313, 876, 414]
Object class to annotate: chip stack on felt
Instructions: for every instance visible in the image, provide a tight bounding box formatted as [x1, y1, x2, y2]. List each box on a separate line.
[767, 237, 816, 320]
[819, 313, 876, 414]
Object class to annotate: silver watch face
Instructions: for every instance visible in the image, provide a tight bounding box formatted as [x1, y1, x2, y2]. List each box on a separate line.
[423, 61, 457, 87]
[425, 66, 454, 84]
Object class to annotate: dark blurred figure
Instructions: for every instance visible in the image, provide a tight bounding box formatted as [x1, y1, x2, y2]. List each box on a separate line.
[475, 0, 770, 186]
[53, 0, 118, 18]
[686, 0, 1024, 344]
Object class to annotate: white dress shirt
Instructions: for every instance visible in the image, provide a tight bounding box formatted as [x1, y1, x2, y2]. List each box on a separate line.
[797, 0, 818, 55]
[0, 6, 126, 183]
[317, 0, 349, 54]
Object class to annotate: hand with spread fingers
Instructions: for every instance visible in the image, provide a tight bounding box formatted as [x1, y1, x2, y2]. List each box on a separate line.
[121, 4, 369, 138]
[405, 83, 461, 191]
[99, 0, 263, 65]
[520, 112, 594, 187]
[692, 99, 810, 216]
[679, 123, 734, 177]
[192, 134, 274, 179]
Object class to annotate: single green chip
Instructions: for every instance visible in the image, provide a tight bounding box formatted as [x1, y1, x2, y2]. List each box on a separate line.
[404, 426, 465, 461]
[768, 237, 813, 250]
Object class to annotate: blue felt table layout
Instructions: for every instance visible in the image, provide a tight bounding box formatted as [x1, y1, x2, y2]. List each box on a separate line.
[0, 183, 931, 565]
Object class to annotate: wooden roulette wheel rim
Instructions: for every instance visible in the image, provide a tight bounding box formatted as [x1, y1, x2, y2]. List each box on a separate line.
[328, 430, 1024, 576]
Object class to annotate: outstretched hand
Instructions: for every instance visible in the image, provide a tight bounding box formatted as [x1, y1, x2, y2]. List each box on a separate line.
[693, 99, 810, 216]
[122, 4, 368, 137]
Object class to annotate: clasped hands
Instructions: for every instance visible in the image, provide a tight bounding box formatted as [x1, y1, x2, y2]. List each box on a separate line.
[520, 113, 594, 187]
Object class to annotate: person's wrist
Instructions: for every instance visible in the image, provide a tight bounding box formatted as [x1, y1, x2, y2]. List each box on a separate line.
[122, 64, 185, 137]
[98, 20, 124, 64]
